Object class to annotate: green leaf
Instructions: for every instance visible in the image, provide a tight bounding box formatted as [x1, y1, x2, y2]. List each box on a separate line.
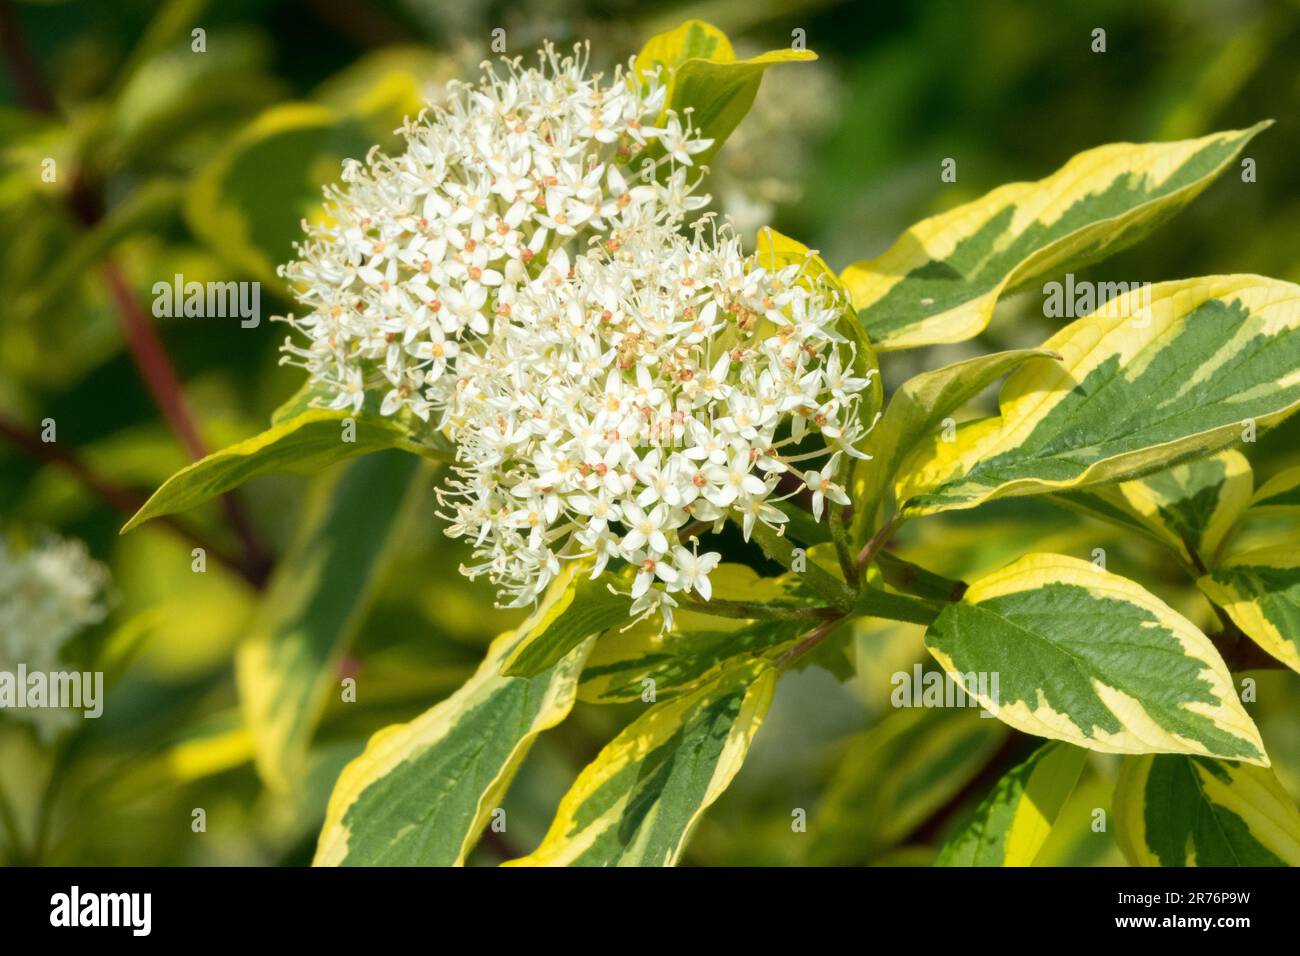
[313, 621, 594, 866]
[1249, 464, 1300, 517]
[746, 521, 855, 608]
[1198, 547, 1300, 674]
[505, 659, 775, 866]
[634, 20, 815, 167]
[236, 450, 424, 793]
[499, 563, 632, 678]
[185, 102, 373, 288]
[935, 741, 1087, 866]
[122, 408, 434, 532]
[854, 348, 1055, 535]
[14, 180, 183, 324]
[1114, 754, 1300, 866]
[896, 276, 1300, 516]
[1055, 449, 1252, 568]
[842, 123, 1269, 350]
[756, 227, 883, 440]
[578, 564, 816, 704]
[808, 707, 1007, 864]
[924, 553, 1267, 763]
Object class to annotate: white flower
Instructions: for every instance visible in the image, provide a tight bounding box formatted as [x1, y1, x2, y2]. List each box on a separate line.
[277, 41, 875, 627]
[803, 451, 851, 521]
[0, 533, 110, 740]
[673, 545, 721, 600]
[277, 43, 710, 425]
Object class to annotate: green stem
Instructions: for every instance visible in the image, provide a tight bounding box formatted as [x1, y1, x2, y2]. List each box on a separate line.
[853, 585, 944, 626]
[874, 550, 967, 602]
[676, 596, 839, 622]
[830, 504, 859, 588]
[745, 520, 855, 610]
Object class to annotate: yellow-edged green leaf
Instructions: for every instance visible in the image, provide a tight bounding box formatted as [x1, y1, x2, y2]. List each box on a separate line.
[504, 659, 775, 866]
[843, 123, 1269, 349]
[236, 450, 424, 793]
[122, 408, 435, 532]
[924, 553, 1267, 764]
[1198, 546, 1300, 674]
[500, 562, 631, 678]
[808, 707, 1007, 864]
[896, 276, 1300, 516]
[935, 741, 1087, 866]
[1055, 449, 1252, 568]
[1114, 753, 1300, 866]
[756, 227, 883, 438]
[185, 102, 373, 288]
[634, 20, 815, 167]
[578, 564, 816, 704]
[313, 620, 594, 866]
[854, 348, 1056, 535]
[1249, 464, 1300, 517]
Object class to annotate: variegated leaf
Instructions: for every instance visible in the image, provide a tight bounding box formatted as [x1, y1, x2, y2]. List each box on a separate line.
[1055, 449, 1252, 568]
[1198, 547, 1300, 674]
[897, 276, 1300, 516]
[924, 554, 1267, 764]
[578, 564, 816, 704]
[808, 707, 1007, 864]
[237, 451, 424, 793]
[1249, 464, 1300, 517]
[505, 659, 775, 866]
[936, 741, 1087, 866]
[842, 123, 1268, 350]
[123, 408, 442, 532]
[854, 348, 1055, 536]
[1115, 754, 1300, 866]
[634, 20, 814, 167]
[314, 613, 593, 866]
[500, 562, 631, 678]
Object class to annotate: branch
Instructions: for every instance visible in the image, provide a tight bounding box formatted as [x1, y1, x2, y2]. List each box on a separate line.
[875, 550, 967, 602]
[774, 615, 846, 668]
[855, 513, 901, 573]
[0, 9, 272, 581]
[0, 0, 55, 114]
[0, 412, 264, 587]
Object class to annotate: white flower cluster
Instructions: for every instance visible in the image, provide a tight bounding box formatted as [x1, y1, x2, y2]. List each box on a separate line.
[278, 44, 874, 627]
[0, 534, 110, 737]
[279, 43, 711, 420]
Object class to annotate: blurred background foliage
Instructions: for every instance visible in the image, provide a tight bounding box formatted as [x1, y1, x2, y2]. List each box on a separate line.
[1, 0, 1298, 865]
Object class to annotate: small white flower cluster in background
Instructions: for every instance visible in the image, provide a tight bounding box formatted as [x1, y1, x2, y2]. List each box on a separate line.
[278, 43, 874, 627]
[0, 534, 110, 736]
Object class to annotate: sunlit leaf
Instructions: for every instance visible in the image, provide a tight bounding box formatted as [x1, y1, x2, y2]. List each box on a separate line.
[843, 124, 1268, 349]
[1115, 753, 1300, 865]
[925, 553, 1266, 763]
[896, 276, 1300, 516]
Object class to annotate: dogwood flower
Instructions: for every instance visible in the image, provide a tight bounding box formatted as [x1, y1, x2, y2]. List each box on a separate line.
[0, 534, 110, 739]
[277, 41, 876, 627]
[803, 452, 851, 521]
